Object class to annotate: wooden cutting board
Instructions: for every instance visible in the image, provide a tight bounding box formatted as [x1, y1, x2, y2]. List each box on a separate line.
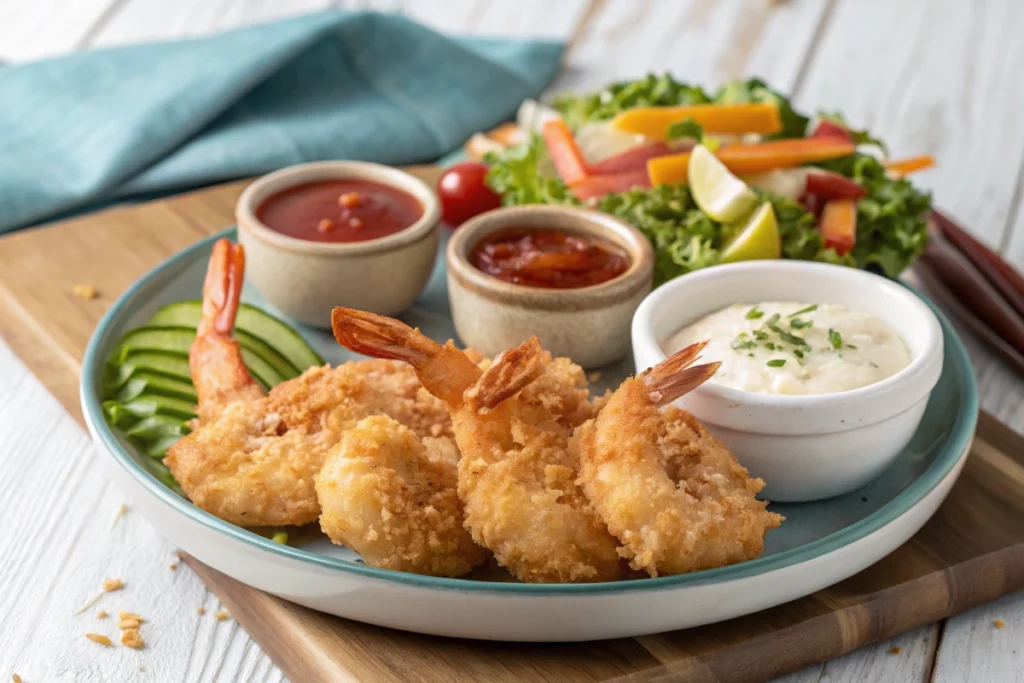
[2, 174, 1024, 683]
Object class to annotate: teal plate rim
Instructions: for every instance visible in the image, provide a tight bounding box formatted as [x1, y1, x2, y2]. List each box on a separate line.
[81, 226, 979, 595]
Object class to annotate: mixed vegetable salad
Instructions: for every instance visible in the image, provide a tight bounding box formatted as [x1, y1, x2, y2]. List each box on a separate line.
[462, 75, 933, 285]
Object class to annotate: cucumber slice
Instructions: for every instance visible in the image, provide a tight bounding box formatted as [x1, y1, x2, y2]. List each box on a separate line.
[105, 352, 191, 388]
[150, 301, 323, 370]
[105, 394, 197, 421]
[115, 372, 197, 403]
[114, 327, 294, 387]
[147, 435, 183, 459]
[125, 415, 191, 441]
[146, 458, 184, 494]
[235, 329, 300, 380]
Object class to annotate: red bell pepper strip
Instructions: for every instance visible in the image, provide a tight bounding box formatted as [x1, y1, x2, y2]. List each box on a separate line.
[805, 169, 867, 200]
[810, 119, 853, 142]
[820, 199, 858, 255]
[542, 119, 589, 185]
[588, 142, 672, 175]
[570, 170, 651, 200]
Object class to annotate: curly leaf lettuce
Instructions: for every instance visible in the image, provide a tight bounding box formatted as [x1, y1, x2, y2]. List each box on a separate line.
[552, 73, 710, 130]
[813, 154, 931, 277]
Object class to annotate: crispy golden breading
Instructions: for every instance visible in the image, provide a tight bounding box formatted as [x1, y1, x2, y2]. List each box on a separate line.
[330, 309, 622, 583]
[576, 345, 782, 577]
[166, 360, 454, 528]
[316, 415, 487, 576]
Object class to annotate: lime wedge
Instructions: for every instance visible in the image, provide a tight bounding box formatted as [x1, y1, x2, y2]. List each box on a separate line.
[721, 202, 781, 263]
[688, 144, 759, 222]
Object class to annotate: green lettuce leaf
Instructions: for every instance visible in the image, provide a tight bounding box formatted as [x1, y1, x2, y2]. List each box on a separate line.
[665, 118, 704, 142]
[712, 78, 809, 139]
[484, 136, 578, 207]
[552, 73, 710, 130]
[812, 154, 931, 277]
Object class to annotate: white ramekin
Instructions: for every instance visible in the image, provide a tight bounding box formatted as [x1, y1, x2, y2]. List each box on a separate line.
[236, 161, 441, 328]
[631, 261, 944, 502]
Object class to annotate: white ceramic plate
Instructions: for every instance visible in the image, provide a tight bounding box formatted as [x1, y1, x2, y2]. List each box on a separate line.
[81, 228, 978, 642]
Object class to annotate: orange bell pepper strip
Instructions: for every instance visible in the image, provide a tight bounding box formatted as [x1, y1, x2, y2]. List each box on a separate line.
[820, 199, 858, 255]
[647, 138, 857, 185]
[612, 103, 783, 138]
[883, 156, 935, 176]
[541, 119, 589, 185]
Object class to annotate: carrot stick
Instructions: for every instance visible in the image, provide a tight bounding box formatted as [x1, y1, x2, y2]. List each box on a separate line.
[648, 138, 857, 185]
[612, 103, 783, 138]
[883, 156, 935, 176]
[820, 199, 858, 255]
[542, 119, 589, 185]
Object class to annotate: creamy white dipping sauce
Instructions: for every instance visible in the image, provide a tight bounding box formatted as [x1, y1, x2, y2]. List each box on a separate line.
[667, 302, 911, 395]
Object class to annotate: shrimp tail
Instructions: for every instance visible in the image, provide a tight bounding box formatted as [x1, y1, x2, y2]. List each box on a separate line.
[190, 239, 263, 411]
[641, 341, 720, 405]
[332, 307, 482, 407]
[331, 307, 443, 366]
[466, 337, 545, 411]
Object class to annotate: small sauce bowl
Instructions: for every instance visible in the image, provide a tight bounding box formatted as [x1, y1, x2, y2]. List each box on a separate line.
[236, 161, 441, 328]
[632, 261, 944, 502]
[447, 205, 654, 368]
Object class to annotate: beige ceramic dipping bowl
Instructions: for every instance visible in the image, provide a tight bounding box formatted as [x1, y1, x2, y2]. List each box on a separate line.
[447, 205, 654, 368]
[236, 161, 441, 328]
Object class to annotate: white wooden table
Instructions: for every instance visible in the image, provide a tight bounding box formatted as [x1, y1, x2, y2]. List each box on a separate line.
[2, 1, 1023, 681]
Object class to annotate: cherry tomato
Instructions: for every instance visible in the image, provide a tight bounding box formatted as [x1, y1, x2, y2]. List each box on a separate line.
[436, 162, 502, 227]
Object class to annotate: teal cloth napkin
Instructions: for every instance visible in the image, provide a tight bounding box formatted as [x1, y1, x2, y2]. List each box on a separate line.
[0, 10, 563, 234]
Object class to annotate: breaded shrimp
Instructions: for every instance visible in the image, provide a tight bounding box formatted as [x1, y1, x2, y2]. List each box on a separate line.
[332, 308, 622, 583]
[315, 415, 486, 576]
[165, 240, 454, 527]
[575, 344, 783, 577]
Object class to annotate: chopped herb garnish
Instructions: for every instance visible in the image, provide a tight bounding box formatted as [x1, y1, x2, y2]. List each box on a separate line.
[748, 352, 755, 358]
[731, 339, 756, 350]
[793, 349, 805, 359]
[869, 361, 879, 368]
[765, 313, 781, 327]
[847, 344, 858, 349]
[788, 304, 818, 318]
[753, 330, 768, 341]
[790, 318, 812, 329]
[765, 342, 777, 350]
[768, 323, 784, 335]
[766, 359, 786, 368]
[778, 331, 808, 346]
[828, 328, 842, 349]
[745, 306, 764, 320]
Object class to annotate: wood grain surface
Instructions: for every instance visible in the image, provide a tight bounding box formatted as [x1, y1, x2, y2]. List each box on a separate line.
[0, 175, 1022, 683]
[3, 1, 1024, 680]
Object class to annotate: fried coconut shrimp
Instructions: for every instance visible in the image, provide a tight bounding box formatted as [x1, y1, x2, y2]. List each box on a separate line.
[576, 343, 784, 577]
[315, 415, 486, 576]
[165, 240, 452, 527]
[332, 308, 622, 583]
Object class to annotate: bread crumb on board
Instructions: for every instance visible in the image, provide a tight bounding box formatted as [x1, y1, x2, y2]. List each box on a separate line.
[72, 284, 99, 300]
[994, 619, 1006, 629]
[102, 578, 124, 592]
[169, 562, 178, 571]
[889, 646, 902, 655]
[197, 606, 206, 615]
[86, 633, 113, 647]
[13, 674, 23, 683]
[214, 610, 231, 622]
[120, 629, 145, 650]
[96, 610, 108, 619]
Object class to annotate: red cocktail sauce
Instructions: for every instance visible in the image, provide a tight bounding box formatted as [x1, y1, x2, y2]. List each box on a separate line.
[469, 228, 629, 289]
[256, 179, 423, 243]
